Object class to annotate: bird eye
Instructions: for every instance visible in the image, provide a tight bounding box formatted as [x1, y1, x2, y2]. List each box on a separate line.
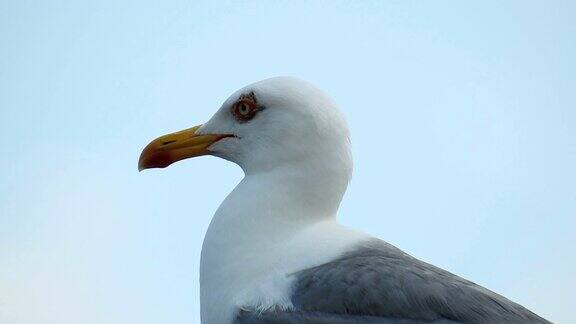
[238, 102, 251, 115]
[232, 95, 258, 122]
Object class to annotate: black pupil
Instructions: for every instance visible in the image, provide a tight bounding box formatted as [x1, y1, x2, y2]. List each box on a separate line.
[241, 104, 249, 113]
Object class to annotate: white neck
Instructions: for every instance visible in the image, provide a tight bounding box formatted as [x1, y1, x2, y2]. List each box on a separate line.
[199, 153, 361, 323]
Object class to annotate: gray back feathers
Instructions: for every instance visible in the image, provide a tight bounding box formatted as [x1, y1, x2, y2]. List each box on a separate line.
[235, 239, 549, 323]
[235, 309, 460, 323]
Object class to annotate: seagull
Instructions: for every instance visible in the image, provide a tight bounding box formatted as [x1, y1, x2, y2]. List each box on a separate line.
[138, 77, 549, 324]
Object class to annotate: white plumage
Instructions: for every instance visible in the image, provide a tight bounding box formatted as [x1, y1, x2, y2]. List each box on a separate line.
[139, 76, 549, 324]
[197, 77, 367, 323]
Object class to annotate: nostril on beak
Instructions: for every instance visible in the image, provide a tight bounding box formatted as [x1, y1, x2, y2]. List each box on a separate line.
[161, 140, 177, 146]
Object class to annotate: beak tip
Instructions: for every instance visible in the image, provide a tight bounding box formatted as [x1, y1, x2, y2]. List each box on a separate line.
[138, 154, 148, 172]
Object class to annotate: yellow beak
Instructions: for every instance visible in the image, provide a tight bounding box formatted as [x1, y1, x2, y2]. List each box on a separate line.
[138, 125, 233, 171]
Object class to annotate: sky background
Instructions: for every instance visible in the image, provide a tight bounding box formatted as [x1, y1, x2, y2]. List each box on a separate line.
[1, 1, 575, 323]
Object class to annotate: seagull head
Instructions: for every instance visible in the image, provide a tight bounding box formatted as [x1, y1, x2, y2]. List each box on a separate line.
[139, 76, 352, 177]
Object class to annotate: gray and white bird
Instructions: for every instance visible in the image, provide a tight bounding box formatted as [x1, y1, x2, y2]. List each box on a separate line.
[139, 77, 549, 324]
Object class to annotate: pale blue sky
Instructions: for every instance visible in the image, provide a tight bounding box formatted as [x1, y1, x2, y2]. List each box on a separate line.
[1, 1, 575, 323]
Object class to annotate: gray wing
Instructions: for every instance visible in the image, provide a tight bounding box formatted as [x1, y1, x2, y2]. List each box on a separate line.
[235, 309, 459, 323]
[235, 239, 549, 324]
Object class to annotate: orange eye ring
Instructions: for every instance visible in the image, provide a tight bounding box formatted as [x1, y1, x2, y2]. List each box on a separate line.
[232, 93, 259, 122]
